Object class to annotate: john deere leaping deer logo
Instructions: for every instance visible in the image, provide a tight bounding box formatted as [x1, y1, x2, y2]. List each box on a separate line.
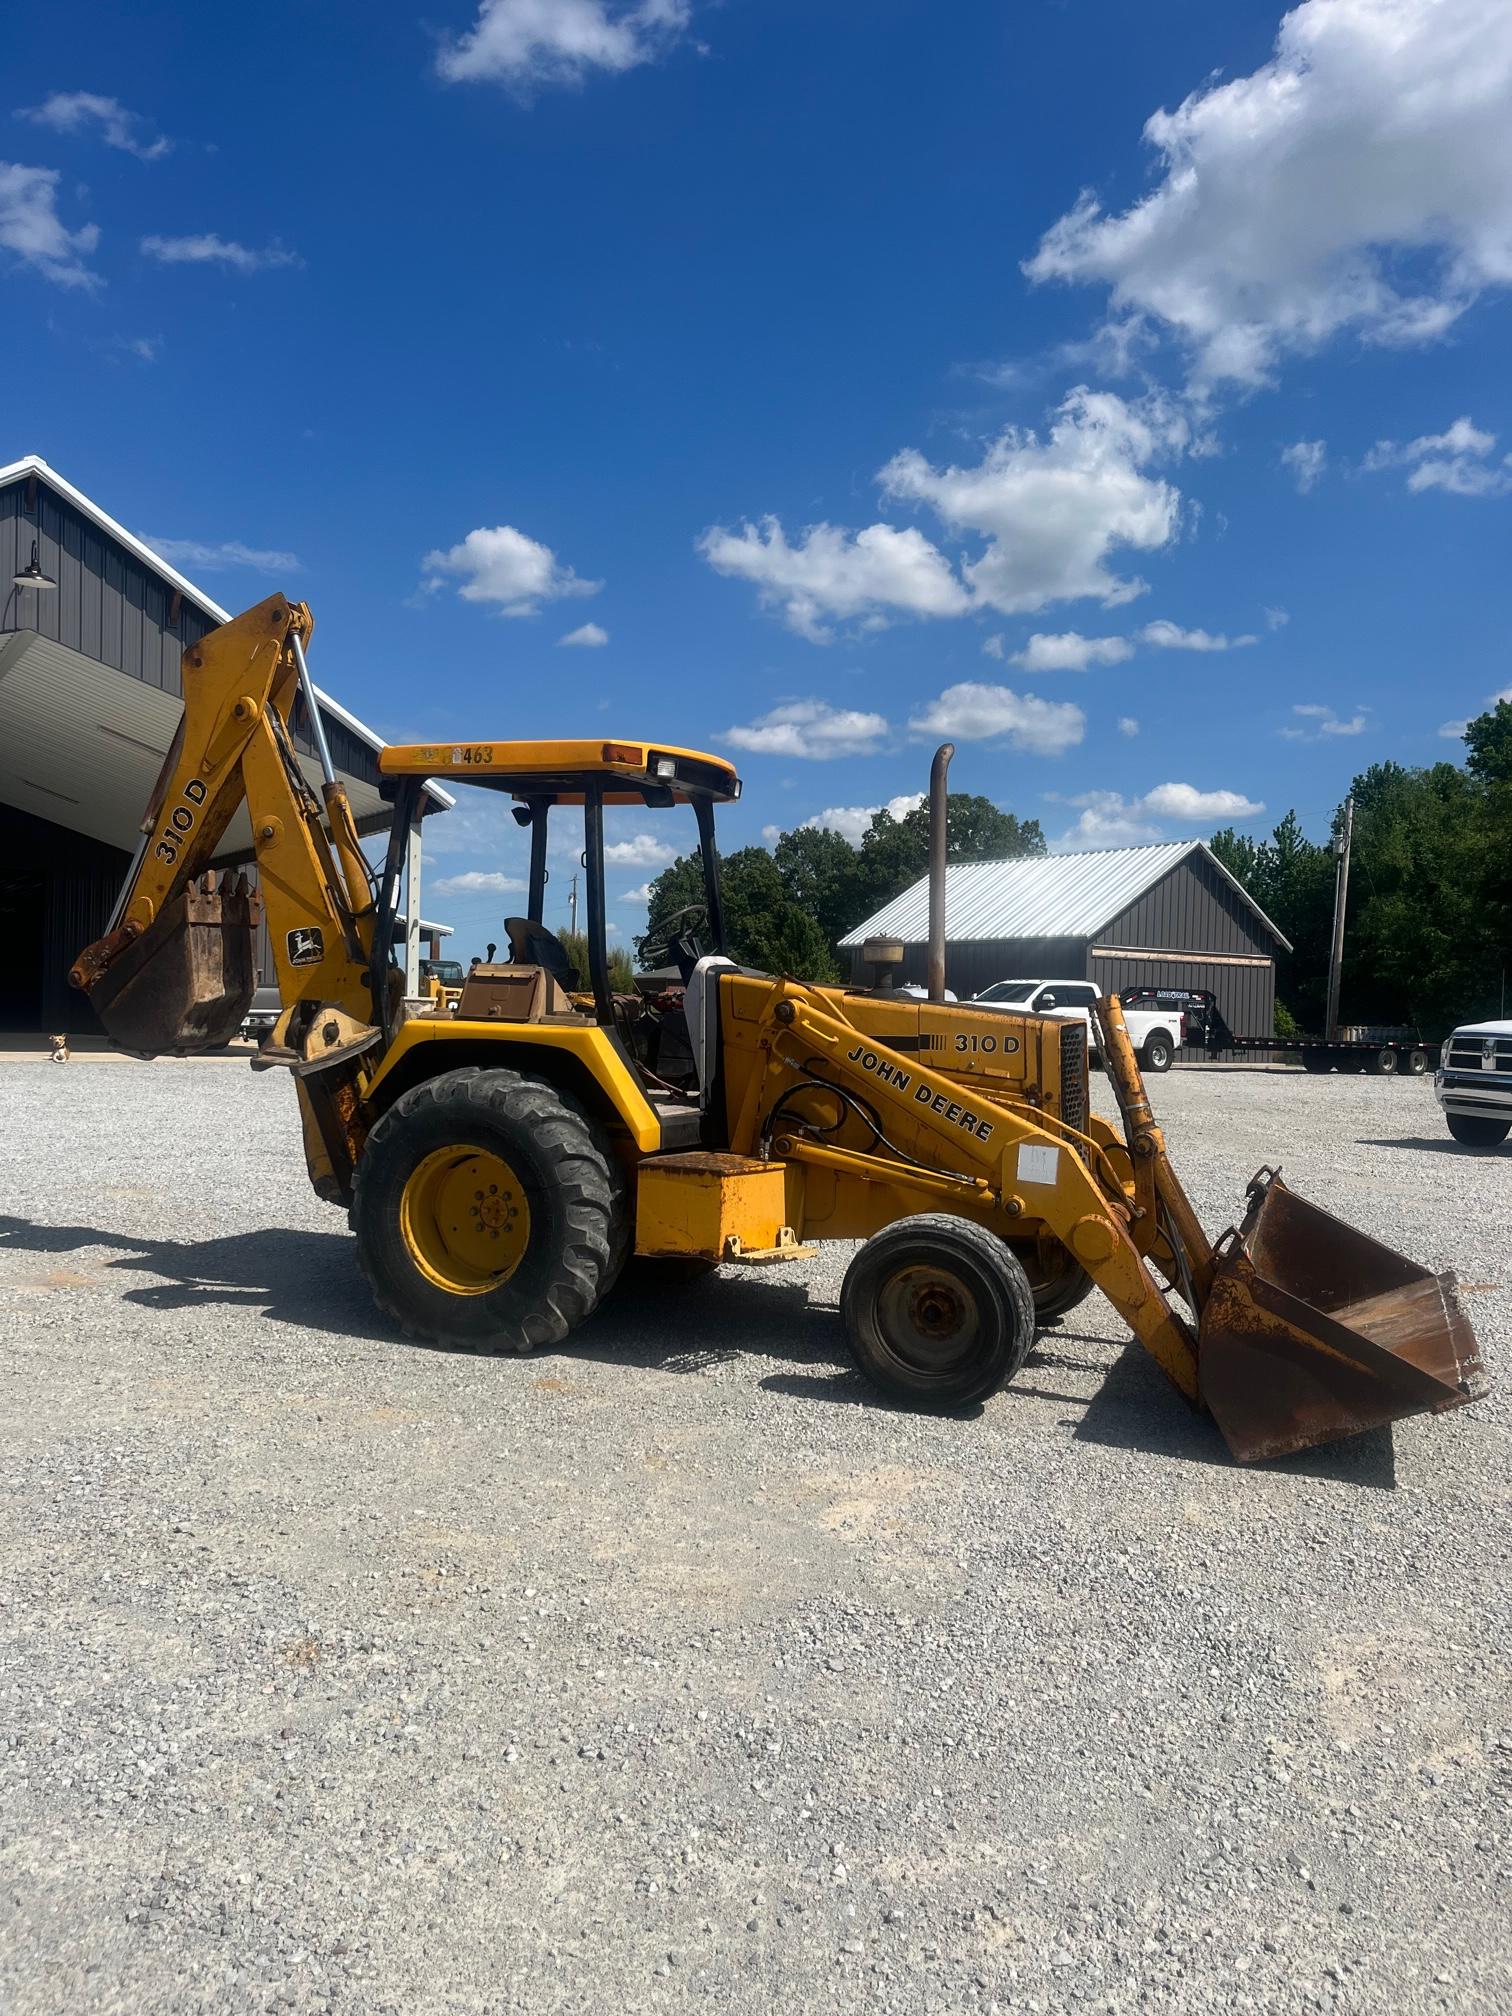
[286, 926, 325, 968]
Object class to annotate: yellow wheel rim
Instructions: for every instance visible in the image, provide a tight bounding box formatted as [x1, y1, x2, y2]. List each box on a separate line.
[399, 1145, 532, 1295]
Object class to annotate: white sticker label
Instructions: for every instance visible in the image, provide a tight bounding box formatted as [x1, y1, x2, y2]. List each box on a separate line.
[1016, 1143, 1061, 1186]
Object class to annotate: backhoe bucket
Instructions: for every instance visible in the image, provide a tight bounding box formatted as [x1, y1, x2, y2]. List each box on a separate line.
[1198, 1170, 1487, 1463]
[79, 874, 261, 1057]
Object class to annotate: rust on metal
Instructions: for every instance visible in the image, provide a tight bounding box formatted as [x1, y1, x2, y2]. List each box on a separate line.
[74, 870, 262, 1057]
[1198, 1171, 1487, 1462]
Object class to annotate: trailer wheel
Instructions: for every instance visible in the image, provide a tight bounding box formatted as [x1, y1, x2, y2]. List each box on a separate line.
[841, 1215, 1035, 1410]
[1406, 1048, 1430, 1075]
[1367, 1046, 1400, 1076]
[1446, 1112, 1511, 1149]
[1141, 1031, 1174, 1074]
[353, 1067, 627, 1350]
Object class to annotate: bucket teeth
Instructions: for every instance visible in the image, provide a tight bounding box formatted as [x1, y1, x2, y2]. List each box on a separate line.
[84, 879, 260, 1057]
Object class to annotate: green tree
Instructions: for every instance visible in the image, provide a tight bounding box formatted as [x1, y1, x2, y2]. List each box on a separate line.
[559, 929, 635, 993]
[853, 793, 1046, 919]
[772, 826, 864, 947]
[646, 793, 1046, 986]
[643, 847, 838, 981]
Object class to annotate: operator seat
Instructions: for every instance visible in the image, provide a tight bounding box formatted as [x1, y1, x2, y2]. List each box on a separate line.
[503, 917, 577, 992]
[684, 954, 736, 1097]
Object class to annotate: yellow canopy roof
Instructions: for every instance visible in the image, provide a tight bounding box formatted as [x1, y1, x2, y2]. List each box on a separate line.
[379, 737, 741, 805]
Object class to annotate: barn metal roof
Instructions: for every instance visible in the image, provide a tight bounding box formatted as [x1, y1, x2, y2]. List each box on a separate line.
[0, 454, 452, 809]
[838, 840, 1291, 951]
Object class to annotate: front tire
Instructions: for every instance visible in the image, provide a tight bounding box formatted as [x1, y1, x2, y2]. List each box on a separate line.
[1141, 1031, 1174, 1073]
[1445, 1111, 1511, 1149]
[353, 1067, 627, 1350]
[841, 1215, 1035, 1410]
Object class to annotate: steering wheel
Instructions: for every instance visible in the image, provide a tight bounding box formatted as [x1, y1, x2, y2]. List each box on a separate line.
[638, 902, 709, 981]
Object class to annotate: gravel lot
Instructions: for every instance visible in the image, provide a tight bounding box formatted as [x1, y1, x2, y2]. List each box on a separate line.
[2, 1058, 1508, 2016]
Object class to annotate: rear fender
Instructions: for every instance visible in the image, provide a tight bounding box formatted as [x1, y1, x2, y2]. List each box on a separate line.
[362, 1019, 660, 1152]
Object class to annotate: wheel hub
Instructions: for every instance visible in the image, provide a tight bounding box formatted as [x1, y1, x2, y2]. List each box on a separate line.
[400, 1146, 532, 1295]
[877, 1262, 980, 1370]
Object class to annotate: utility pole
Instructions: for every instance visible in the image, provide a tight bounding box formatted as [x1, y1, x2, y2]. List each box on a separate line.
[568, 872, 579, 936]
[1324, 795, 1354, 1042]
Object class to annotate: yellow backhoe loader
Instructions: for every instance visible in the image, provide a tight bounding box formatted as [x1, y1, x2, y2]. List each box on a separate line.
[72, 595, 1487, 1462]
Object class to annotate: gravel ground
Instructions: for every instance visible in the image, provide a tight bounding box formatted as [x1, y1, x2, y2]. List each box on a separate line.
[1, 1059, 1508, 2016]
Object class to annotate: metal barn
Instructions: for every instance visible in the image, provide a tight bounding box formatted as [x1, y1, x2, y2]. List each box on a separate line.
[0, 455, 451, 1033]
[839, 841, 1290, 1044]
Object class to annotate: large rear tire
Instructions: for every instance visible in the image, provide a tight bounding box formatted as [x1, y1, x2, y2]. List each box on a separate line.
[841, 1215, 1035, 1410]
[1367, 1046, 1400, 1076]
[1445, 1112, 1511, 1149]
[353, 1067, 627, 1350]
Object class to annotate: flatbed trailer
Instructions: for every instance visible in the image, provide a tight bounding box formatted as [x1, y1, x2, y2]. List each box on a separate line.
[1207, 1031, 1431, 1076]
[1118, 988, 1431, 1079]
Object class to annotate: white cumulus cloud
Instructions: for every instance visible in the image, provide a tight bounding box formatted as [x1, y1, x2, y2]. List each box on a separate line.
[437, 0, 692, 92]
[603, 833, 675, 868]
[140, 233, 301, 272]
[1012, 631, 1133, 673]
[143, 535, 301, 572]
[1281, 440, 1327, 493]
[1025, 0, 1512, 388]
[619, 881, 654, 902]
[724, 699, 891, 760]
[558, 621, 608, 646]
[20, 91, 170, 160]
[1439, 683, 1512, 738]
[907, 683, 1085, 757]
[697, 517, 969, 642]
[431, 869, 528, 896]
[0, 161, 99, 287]
[1140, 619, 1257, 652]
[1118, 716, 1140, 738]
[881, 388, 1184, 614]
[792, 793, 926, 846]
[421, 524, 601, 616]
[1280, 703, 1369, 740]
[1059, 781, 1263, 848]
[1363, 415, 1512, 497]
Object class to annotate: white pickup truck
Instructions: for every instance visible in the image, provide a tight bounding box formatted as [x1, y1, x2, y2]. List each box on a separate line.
[1435, 1018, 1512, 1147]
[969, 978, 1184, 1073]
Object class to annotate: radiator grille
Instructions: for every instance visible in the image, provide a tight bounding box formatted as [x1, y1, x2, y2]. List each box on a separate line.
[1446, 1033, 1512, 1077]
[1059, 1023, 1088, 1135]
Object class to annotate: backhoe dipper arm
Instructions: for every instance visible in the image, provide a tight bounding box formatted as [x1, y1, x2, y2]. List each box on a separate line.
[70, 594, 377, 1049]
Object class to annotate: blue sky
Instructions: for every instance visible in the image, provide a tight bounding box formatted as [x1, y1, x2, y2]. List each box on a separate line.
[5, 0, 1510, 953]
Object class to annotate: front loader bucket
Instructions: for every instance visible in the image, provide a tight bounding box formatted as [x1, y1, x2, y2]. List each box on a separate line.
[1198, 1170, 1488, 1463]
[75, 873, 262, 1057]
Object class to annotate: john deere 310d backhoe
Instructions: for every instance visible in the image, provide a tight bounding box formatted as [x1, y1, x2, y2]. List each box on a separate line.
[72, 595, 1487, 1462]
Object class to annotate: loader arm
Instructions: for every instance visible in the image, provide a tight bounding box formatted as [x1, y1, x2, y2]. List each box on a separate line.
[70, 593, 386, 1199]
[727, 979, 1485, 1460]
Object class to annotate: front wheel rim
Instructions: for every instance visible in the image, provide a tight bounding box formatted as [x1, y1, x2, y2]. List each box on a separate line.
[874, 1262, 981, 1378]
[400, 1145, 532, 1294]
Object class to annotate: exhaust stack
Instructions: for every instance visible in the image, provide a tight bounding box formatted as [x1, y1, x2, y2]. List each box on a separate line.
[927, 743, 953, 1003]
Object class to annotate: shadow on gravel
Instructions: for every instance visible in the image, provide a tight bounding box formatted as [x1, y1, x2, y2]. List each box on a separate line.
[1359, 1136, 1508, 1158]
[0, 1216, 1401, 1483]
[1070, 1338, 1399, 1488]
[0, 1214, 393, 1340]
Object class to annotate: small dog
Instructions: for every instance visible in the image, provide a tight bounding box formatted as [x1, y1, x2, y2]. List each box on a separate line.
[50, 1033, 70, 1064]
